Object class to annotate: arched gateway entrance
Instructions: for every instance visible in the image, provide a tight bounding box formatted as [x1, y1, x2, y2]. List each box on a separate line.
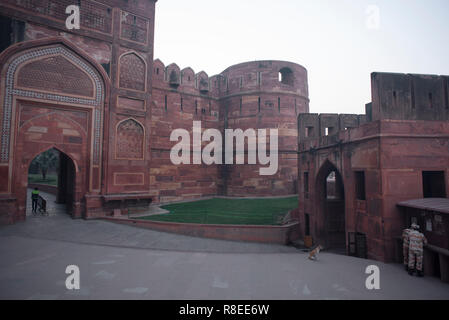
[0, 38, 107, 224]
[316, 160, 346, 253]
[27, 148, 76, 215]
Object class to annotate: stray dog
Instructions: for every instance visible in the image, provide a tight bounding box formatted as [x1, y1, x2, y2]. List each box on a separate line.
[308, 245, 323, 260]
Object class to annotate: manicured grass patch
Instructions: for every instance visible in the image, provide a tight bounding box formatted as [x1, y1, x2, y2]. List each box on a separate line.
[28, 174, 58, 186]
[137, 197, 298, 225]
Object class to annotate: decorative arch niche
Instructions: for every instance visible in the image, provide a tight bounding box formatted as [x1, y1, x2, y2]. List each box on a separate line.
[0, 40, 107, 196]
[115, 118, 145, 160]
[118, 52, 147, 92]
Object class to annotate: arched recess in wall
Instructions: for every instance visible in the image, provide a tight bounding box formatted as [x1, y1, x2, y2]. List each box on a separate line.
[115, 118, 145, 160]
[0, 37, 108, 196]
[315, 159, 346, 251]
[118, 51, 147, 92]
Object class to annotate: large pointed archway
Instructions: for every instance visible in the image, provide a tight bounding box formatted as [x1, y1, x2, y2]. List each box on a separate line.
[315, 160, 346, 253]
[27, 148, 76, 215]
[0, 38, 108, 224]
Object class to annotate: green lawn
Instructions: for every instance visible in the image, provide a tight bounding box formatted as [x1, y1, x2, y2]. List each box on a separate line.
[137, 197, 298, 225]
[28, 173, 58, 186]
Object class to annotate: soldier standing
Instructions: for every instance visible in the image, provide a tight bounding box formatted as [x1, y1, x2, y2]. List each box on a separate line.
[408, 223, 428, 277]
[402, 226, 413, 271]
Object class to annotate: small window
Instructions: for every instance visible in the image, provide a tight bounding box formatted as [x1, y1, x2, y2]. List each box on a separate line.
[305, 214, 310, 236]
[279, 67, 294, 86]
[164, 95, 167, 111]
[258, 97, 261, 113]
[355, 171, 366, 201]
[304, 172, 309, 198]
[0, 16, 25, 53]
[305, 127, 314, 138]
[101, 62, 110, 76]
[423, 171, 446, 198]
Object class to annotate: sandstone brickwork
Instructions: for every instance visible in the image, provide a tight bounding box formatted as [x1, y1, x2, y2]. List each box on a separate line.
[296, 73, 449, 262]
[0, 0, 308, 224]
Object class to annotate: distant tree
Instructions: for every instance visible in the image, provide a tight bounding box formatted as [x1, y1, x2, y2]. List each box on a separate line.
[33, 150, 58, 180]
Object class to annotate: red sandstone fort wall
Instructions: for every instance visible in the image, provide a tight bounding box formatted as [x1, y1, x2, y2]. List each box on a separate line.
[297, 73, 449, 262]
[149, 60, 309, 202]
[150, 60, 221, 203]
[0, 0, 157, 223]
[0, 0, 309, 222]
[219, 61, 308, 197]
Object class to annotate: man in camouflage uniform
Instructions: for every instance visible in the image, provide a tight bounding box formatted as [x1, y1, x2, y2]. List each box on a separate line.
[408, 223, 428, 277]
[402, 226, 413, 271]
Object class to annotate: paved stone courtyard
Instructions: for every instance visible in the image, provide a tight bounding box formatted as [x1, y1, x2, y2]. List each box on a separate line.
[0, 191, 448, 300]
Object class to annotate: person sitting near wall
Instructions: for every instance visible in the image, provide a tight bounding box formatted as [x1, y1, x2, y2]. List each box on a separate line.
[408, 223, 428, 277]
[31, 187, 39, 214]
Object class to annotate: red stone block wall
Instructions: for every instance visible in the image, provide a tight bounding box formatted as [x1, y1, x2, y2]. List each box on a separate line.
[0, 1, 308, 223]
[149, 60, 309, 202]
[219, 61, 308, 197]
[0, 0, 157, 223]
[297, 109, 449, 261]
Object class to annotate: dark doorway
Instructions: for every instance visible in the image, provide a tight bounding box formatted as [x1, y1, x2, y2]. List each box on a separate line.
[56, 152, 76, 214]
[305, 213, 310, 236]
[316, 161, 346, 252]
[422, 171, 446, 198]
[28, 148, 76, 215]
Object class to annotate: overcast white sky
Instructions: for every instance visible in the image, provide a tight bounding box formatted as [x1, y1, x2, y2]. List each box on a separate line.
[153, 0, 449, 115]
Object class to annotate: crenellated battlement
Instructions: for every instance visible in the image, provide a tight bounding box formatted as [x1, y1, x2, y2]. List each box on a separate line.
[150, 59, 310, 198]
[298, 113, 367, 141]
[299, 72, 449, 152]
[152, 59, 220, 98]
[219, 60, 308, 99]
[370, 72, 449, 121]
[152, 59, 309, 101]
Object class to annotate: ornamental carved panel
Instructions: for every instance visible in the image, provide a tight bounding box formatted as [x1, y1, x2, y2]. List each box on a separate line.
[3, 0, 112, 34]
[119, 53, 146, 91]
[116, 119, 144, 160]
[17, 55, 95, 97]
[120, 11, 149, 44]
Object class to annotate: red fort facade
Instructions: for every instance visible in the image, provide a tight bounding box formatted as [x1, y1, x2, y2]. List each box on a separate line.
[0, 0, 308, 224]
[1, 1, 448, 271]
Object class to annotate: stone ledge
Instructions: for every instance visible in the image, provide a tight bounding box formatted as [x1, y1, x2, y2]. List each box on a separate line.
[101, 217, 301, 245]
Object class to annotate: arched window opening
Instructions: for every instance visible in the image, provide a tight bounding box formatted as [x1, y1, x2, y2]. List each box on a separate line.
[279, 67, 294, 86]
